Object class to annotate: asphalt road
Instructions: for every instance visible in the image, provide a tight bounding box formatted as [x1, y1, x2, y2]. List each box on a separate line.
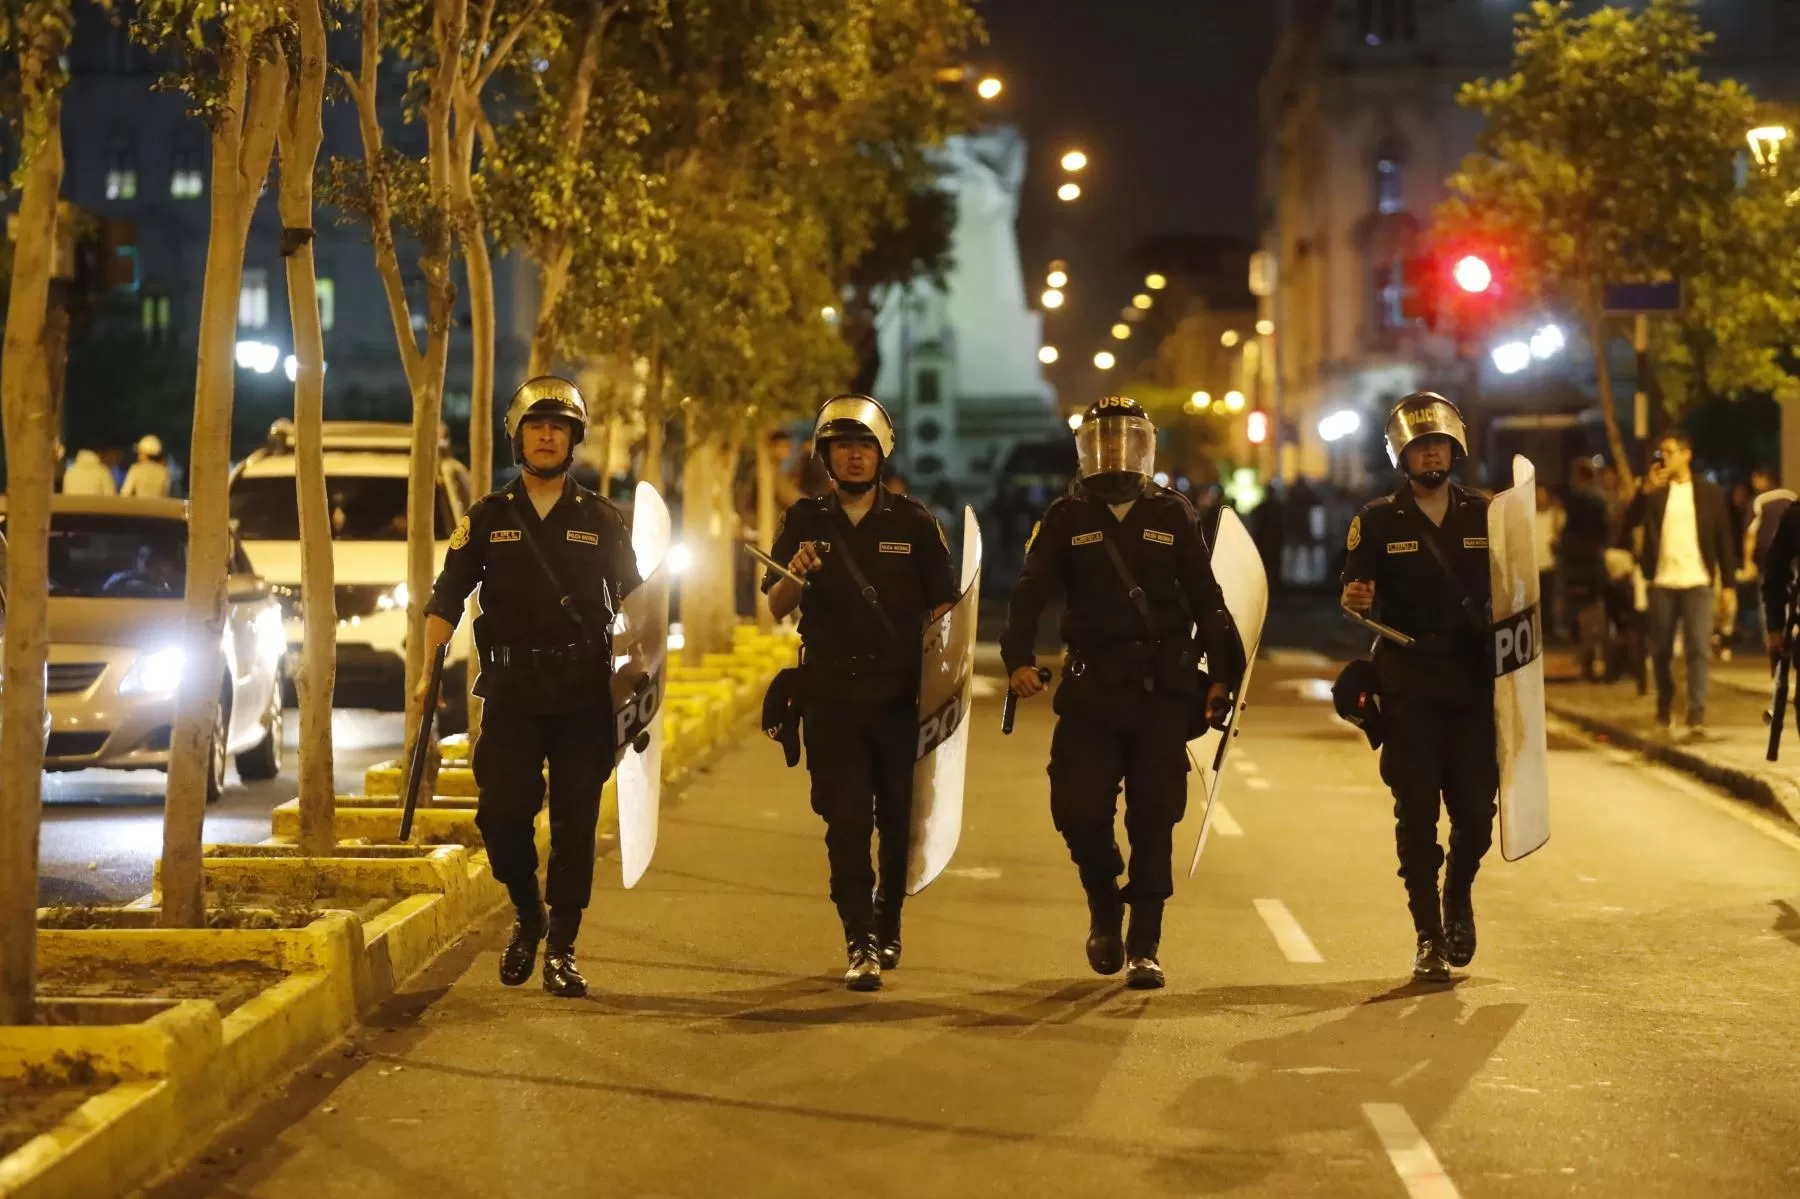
[38, 709, 404, 906]
[152, 652, 1800, 1197]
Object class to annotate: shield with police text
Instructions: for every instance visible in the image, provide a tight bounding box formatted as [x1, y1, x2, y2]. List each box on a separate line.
[907, 505, 983, 894]
[1488, 455, 1550, 861]
[1186, 506, 1269, 877]
[610, 481, 672, 889]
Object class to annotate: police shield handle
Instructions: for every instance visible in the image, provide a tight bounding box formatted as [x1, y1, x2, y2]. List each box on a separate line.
[1001, 667, 1053, 734]
[742, 541, 812, 590]
[399, 642, 450, 842]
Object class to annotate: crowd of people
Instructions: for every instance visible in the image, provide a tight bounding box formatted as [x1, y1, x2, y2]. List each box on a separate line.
[55, 434, 177, 498]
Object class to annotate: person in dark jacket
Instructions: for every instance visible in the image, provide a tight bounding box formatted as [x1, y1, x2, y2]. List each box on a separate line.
[1618, 433, 1737, 736]
[1561, 459, 1611, 679]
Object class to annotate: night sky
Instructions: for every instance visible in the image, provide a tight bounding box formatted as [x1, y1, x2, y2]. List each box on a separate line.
[974, 0, 1284, 389]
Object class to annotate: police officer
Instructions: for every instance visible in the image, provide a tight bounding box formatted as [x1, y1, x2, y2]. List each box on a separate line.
[418, 376, 642, 998]
[1341, 393, 1497, 983]
[763, 395, 959, 992]
[1000, 396, 1240, 990]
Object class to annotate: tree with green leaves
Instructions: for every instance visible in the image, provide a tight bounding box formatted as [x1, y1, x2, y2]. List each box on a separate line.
[0, 0, 82, 1023]
[1435, 0, 1800, 486]
[132, 0, 289, 928]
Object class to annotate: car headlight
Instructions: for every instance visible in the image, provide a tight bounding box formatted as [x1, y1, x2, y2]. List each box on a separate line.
[376, 581, 410, 612]
[119, 647, 187, 695]
[253, 607, 287, 667]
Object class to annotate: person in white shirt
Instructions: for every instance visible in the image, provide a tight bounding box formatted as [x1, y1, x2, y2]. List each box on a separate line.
[60, 448, 117, 496]
[119, 435, 172, 498]
[1619, 434, 1737, 736]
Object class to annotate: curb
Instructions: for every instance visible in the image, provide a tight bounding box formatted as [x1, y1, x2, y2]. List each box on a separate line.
[1546, 702, 1800, 827]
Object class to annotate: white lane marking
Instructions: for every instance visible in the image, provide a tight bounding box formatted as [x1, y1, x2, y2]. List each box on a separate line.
[1232, 758, 1261, 774]
[969, 675, 1002, 699]
[1210, 803, 1243, 837]
[1244, 776, 1272, 791]
[1362, 1103, 1462, 1199]
[1253, 898, 1323, 963]
[1267, 649, 1332, 668]
[940, 866, 1002, 881]
[1274, 677, 1337, 702]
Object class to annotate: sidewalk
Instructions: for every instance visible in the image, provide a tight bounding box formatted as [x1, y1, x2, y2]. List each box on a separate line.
[1545, 661, 1800, 827]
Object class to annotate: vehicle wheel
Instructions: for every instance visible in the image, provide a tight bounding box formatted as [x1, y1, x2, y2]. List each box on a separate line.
[438, 659, 469, 736]
[205, 697, 230, 805]
[236, 694, 283, 782]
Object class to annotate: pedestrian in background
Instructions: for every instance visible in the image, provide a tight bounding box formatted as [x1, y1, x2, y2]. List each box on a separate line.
[1562, 460, 1609, 679]
[119, 435, 172, 498]
[62, 447, 116, 496]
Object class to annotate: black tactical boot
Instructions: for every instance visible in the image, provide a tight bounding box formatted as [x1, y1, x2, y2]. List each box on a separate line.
[873, 891, 903, 971]
[1442, 879, 1477, 968]
[542, 906, 587, 998]
[1412, 934, 1451, 983]
[498, 904, 546, 987]
[1125, 900, 1165, 990]
[844, 934, 882, 992]
[1084, 883, 1126, 977]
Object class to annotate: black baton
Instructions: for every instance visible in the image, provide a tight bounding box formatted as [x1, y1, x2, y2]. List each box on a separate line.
[399, 642, 449, 841]
[1002, 668, 1052, 735]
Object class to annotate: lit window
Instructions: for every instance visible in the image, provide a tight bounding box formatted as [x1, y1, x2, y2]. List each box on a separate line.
[170, 140, 203, 198]
[105, 168, 137, 200]
[239, 268, 270, 329]
[141, 294, 172, 342]
[316, 277, 335, 331]
[1358, 0, 1417, 46]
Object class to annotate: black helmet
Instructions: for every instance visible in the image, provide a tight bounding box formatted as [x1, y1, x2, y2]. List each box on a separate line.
[506, 376, 587, 478]
[1384, 392, 1467, 487]
[1075, 395, 1156, 504]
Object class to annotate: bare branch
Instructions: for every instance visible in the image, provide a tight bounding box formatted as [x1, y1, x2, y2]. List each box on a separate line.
[472, 0, 547, 96]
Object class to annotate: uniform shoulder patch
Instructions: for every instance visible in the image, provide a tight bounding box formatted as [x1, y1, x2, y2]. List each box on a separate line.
[1143, 528, 1175, 545]
[566, 529, 599, 545]
[449, 515, 471, 550]
[878, 540, 911, 554]
[1071, 530, 1104, 546]
[490, 529, 522, 543]
[1346, 515, 1361, 551]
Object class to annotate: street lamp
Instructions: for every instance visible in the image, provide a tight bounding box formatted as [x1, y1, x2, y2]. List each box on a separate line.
[977, 76, 1003, 100]
[1145, 273, 1167, 290]
[1224, 390, 1246, 412]
[1132, 294, 1152, 310]
[1041, 288, 1064, 309]
[1186, 391, 1210, 413]
[1318, 410, 1361, 442]
[1529, 323, 1565, 360]
[1221, 329, 1240, 348]
[1111, 323, 1131, 340]
[1067, 413, 1084, 430]
[1038, 345, 1059, 364]
[1046, 269, 1068, 288]
[1057, 182, 1082, 202]
[1490, 340, 1532, 374]
[1749, 124, 1790, 167]
[1061, 150, 1088, 172]
[1094, 351, 1116, 370]
[1256, 319, 1275, 336]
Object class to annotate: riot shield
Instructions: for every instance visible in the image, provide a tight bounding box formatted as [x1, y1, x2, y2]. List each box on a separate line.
[610, 481, 671, 889]
[1186, 505, 1269, 877]
[907, 505, 983, 894]
[1488, 455, 1550, 860]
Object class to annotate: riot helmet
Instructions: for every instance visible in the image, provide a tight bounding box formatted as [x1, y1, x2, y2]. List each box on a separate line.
[1384, 392, 1467, 489]
[505, 375, 587, 479]
[1075, 395, 1156, 504]
[813, 394, 895, 496]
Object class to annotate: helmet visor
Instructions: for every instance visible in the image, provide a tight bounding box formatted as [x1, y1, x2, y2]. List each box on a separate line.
[1385, 400, 1467, 466]
[1077, 414, 1156, 478]
[815, 396, 895, 458]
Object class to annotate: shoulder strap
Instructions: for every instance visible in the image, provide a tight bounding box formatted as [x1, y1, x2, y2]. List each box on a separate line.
[824, 507, 901, 644]
[511, 510, 591, 638]
[1415, 518, 1489, 630]
[1099, 532, 1157, 629]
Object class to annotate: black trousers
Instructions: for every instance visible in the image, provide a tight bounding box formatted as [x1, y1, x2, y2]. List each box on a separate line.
[800, 693, 916, 941]
[472, 701, 616, 911]
[1047, 679, 1190, 905]
[1378, 692, 1498, 934]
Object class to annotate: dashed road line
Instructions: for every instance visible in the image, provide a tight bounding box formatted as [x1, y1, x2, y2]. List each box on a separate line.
[1266, 649, 1333, 668]
[1362, 1103, 1462, 1198]
[1232, 758, 1260, 774]
[1210, 803, 1243, 837]
[1253, 898, 1323, 963]
[1244, 776, 1271, 791]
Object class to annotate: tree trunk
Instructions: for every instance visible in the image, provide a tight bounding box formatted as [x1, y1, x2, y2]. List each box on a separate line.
[754, 423, 775, 632]
[710, 429, 742, 649]
[678, 410, 712, 666]
[451, 115, 492, 742]
[526, 0, 609, 376]
[163, 48, 288, 928]
[1587, 306, 1634, 492]
[278, 0, 336, 857]
[0, 29, 68, 1021]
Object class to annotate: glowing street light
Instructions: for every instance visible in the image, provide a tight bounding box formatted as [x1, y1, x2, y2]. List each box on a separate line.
[1452, 254, 1494, 294]
[1221, 329, 1240, 348]
[1529, 323, 1565, 360]
[1038, 345, 1060, 364]
[1067, 413, 1084, 430]
[1041, 288, 1065, 309]
[1186, 391, 1211, 413]
[1256, 319, 1275, 336]
[1093, 351, 1116, 370]
[1491, 340, 1532, 374]
[977, 76, 1004, 100]
[1111, 323, 1131, 340]
[1318, 410, 1362, 442]
[1046, 269, 1068, 289]
[1132, 294, 1152, 310]
[1061, 150, 1088, 172]
[1145, 273, 1168, 290]
[1224, 390, 1246, 412]
[1749, 125, 1790, 167]
[1057, 182, 1082, 202]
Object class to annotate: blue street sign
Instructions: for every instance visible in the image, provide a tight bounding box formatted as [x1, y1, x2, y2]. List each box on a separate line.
[1603, 281, 1682, 314]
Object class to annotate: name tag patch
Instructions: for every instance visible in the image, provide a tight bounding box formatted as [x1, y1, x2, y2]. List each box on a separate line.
[878, 541, 911, 555]
[1387, 540, 1419, 554]
[566, 530, 599, 545]
[1143, 529, 1174, 545]
[1464, 537, 1489, 549]
[490, 529, 522, 543]
[1071, 531, 1104, 546]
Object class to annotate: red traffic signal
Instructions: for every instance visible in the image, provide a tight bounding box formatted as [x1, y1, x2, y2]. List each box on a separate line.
[1451, 254, 1494, 294]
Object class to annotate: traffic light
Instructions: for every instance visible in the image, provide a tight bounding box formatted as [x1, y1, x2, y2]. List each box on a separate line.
[1451, 254, 1493, 295]
[1399, 247, 1507, 333]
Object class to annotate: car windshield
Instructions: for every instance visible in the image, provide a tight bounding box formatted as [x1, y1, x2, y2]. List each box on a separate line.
[0, 514, 189, 599]
[230, 475, 453, 541]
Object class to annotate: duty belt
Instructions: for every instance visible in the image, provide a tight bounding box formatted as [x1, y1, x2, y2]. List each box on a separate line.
[480, 641, 601, 668]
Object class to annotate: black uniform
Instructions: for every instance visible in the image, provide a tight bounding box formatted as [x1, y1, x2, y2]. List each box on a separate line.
[1341, 482, 1497, 935]
[425, 474, 642, 916]
[999, 483, 1239, 913]
[762, 487, 959, 942]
